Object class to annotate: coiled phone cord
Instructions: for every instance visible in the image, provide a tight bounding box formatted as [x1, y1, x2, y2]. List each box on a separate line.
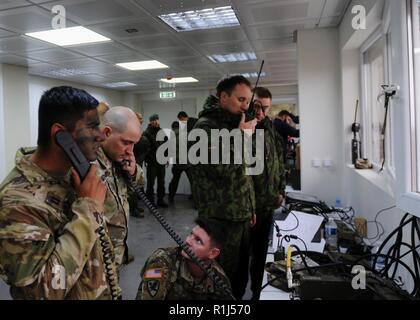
[97, 223, 121, 300]
[122, 169, 235, 299]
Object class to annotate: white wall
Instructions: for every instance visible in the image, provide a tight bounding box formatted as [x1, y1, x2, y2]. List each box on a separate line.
[28, 75, 125, 146]
[1, 65, 31, 173]
[297, 28, 343, 204]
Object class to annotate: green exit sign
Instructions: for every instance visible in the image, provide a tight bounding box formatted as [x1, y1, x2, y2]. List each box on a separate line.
[160, 91, 176, 99]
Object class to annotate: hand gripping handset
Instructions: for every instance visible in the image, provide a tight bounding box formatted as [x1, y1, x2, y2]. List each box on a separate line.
[117, 162, 235, 300]
[55, 130, 122, 300]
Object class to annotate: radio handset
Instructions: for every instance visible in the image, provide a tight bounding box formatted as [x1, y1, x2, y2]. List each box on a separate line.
[245, 59, 265, 122]
[55, 130, 121, 300]
[55, 130, 90, 180]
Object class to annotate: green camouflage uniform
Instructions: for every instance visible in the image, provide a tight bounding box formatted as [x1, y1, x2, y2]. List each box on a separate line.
[96, 147, 144, 268]
[0, 148, 119, 299]
[250, 116, 285, 299]
[136, 247, 232, 300]
[190, 95, 255, 299]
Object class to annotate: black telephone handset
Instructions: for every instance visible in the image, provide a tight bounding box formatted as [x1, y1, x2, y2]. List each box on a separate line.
[55, 130, 121, 300]
[55, 130, 90, 180]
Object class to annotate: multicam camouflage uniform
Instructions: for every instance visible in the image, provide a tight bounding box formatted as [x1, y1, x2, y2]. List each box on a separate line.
[190, 95, 255, 299]
[96, 147, 144, 268]
[250, 116, 285, 298]
[136, 247, 232, 300]
[0, 148, 119, 299]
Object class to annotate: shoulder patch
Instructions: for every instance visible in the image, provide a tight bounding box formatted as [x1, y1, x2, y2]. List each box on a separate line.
[146, 280, 160, 297]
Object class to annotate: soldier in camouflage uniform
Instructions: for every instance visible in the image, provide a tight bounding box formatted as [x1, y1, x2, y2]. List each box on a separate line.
[136, 217, 233, 300]
[0, 86, 120, 299]
[97, 106, 144, 268]
[190, 75, 257, 300]
[249, 87, 286, 300]
[143, 114, 168, 208]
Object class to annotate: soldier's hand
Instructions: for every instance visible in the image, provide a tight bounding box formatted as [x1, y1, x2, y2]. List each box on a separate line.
[250, 213, 257, 227]
[239, 113, 257, 135]
[72, 164, 106, 205]
[276, 194, 284, 207]
[121, 154, 137, 176]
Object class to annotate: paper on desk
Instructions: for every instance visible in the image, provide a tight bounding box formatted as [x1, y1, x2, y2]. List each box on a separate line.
[273, 210, 326, 253]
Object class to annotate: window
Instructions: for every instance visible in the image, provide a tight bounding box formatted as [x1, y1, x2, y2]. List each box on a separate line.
[390, 0, 420, 216]
[362, 36, 386, 167]
[360, 10, 395, 174]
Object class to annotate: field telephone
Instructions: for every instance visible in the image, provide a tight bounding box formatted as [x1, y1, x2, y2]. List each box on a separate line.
[55, 130, 121, 300]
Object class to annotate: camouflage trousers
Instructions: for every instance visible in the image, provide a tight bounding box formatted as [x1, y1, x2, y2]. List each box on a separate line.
[215, 219, 251, 300]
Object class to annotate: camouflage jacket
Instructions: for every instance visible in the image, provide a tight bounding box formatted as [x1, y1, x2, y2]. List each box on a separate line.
[136, 247, 233, 300]
[96, 147, 144, 268]
[0, 148, 117, 299]
[190, 95, 255, 221]
[253, 117, 285, 214]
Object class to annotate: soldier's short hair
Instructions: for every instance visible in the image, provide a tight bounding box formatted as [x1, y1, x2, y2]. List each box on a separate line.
[37, 86, 99, 147]
[216, 75, 251, 98]
[194, 217, 228, 249]
[254, 87, 272, 100]
[177, 111, 188, 119]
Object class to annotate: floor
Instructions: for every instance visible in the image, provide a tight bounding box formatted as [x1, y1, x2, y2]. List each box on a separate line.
[0, 195, 253, 300]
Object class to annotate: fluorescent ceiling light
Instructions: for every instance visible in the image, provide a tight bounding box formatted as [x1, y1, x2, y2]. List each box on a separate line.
[116, 60, 169, 71]
[26, 26, 111, 46]
[160, 77, 198, 84]
[241, 72, 266, 78]
[208, 52, 257, 63]
[159, 6, 239, 31]
[44, 68, 91, 77]
[104, 82, 137, 88]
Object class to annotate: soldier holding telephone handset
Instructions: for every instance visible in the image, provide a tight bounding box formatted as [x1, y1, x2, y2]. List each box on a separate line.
[0, 86, 119, 299]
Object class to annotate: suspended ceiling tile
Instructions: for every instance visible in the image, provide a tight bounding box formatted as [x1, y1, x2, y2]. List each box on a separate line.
[122, 34, 180, 51]
[67, 42, 128, 56]
[0, 0, 31, 10]
[95, 52, 151, 64]
[88, 18, 168, 40]
[251, 2, 309, 24]
[0, 53, 42, 67]
[0, 28, 16, 38]
[21, 48, 86, 62]
[146, 47, 198, 60]
[41, 0, 148, 25]
[0, 36, 53, 53]
[0, 6, 75, 34]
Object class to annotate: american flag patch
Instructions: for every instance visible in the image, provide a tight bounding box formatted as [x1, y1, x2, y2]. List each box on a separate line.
[144, 268, 162, 279]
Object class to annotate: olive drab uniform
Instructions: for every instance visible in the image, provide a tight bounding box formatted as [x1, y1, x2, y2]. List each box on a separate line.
[136, 247, 232, 300]
[190, 95, 255, 299]
[96, 147, 144, 268]
[0, 148, 120, 299]
[250, 116, 285, 299]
